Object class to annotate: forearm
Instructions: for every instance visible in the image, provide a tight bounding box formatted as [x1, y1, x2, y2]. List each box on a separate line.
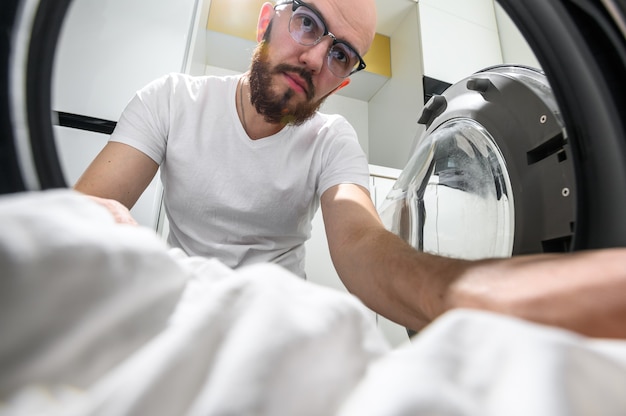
[72, 142, 159, 225]
[323, 184, 474, 331]
[73, 142, 158, 209]
[331, 226, 471, 331]
[321, 183, 626, 338]
[74, 165, 151, 210]
[447, 249, 626, 339]
[338, 232, 626, 338]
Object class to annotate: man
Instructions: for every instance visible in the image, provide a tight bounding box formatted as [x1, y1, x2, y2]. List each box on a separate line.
[75, 0, 626, 338]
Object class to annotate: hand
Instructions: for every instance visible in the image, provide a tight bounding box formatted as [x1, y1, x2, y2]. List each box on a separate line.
[86, 195, 139, 226]
[446, 248, 626, 339]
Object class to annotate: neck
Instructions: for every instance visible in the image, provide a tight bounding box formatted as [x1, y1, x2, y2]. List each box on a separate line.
[238, 73, 285, 140]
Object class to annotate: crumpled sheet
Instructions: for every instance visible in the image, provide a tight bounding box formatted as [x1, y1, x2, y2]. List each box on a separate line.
[1, 190, 626, 416]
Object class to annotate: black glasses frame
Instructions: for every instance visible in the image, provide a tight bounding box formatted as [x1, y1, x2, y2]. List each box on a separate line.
[275, 0, 367, 77]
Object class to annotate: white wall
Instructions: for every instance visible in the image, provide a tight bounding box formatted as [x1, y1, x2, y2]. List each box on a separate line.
[368, 5, 423, 170]
[418, 0, 503, 85]
[53, 0, 199, 121]
[320, 96, 369, 157]
[494, 3, 541, 69]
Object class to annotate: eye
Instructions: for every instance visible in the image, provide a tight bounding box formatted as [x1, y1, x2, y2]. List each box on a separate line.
[300, 15, 316, 33]
[329, 47, 347, 64]
[293, 7, 323, 40]
[329, 44, 355, 68]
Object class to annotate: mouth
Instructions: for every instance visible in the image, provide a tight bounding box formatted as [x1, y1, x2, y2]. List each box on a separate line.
[283, 72, 308, 95]
[282, 71, 312, 98]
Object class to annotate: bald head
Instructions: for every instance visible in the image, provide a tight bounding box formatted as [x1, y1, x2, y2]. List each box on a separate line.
[347, 0, 378, 53]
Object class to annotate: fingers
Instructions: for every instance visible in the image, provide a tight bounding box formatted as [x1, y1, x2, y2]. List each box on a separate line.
[86, 195, 139, 226]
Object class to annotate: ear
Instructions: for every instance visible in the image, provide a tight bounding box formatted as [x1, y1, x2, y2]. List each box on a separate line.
[331, 78, 351, 94]
[257, 2, 275, 42]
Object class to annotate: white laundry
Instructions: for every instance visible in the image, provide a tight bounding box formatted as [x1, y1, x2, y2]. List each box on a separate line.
[339, 309, 626, 416]
[1, 190, 626, 416]
[0, 190, 388, 416]
[0, 190, 188, 398]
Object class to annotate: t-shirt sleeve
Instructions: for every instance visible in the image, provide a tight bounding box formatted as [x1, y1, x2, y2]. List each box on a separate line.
[316, 116, 370, 197]
[109, 74, 175, 165]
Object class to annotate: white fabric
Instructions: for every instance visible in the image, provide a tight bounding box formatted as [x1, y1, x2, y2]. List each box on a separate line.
[110, 73, 370, 277]
[0, 190, 388, 416]
[338, 311, 626, 416]
[0, 190, 187, 397]
[3, 190, 626, 416]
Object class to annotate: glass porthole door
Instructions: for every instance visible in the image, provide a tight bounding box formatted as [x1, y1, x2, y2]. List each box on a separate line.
[380, 66, 578, 257]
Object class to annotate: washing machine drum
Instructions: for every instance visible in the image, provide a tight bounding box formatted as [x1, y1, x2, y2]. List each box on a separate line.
[1, 0, 625, 254]
[379, 66, 576, 258]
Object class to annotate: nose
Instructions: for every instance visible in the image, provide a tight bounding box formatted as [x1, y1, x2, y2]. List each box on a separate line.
[298, 38, 331, 75]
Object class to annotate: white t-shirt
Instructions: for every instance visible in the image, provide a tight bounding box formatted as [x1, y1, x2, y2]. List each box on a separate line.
[110, 73, 370, 277]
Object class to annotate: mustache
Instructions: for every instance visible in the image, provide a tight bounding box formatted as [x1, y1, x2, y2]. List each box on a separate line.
[272, 63, 315, 100]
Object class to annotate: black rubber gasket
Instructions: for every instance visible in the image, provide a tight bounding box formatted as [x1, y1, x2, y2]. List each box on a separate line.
[497, 0, 626, 249]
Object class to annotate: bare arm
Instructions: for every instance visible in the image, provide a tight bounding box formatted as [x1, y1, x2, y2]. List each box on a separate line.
[321, 183, 626, 338]
[74, 142, 159, 222]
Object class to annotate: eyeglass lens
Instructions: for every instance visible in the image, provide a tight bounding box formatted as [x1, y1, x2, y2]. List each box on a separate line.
[289, 5, 362, 77]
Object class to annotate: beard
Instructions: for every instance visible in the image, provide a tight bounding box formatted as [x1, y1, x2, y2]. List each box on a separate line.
[248, 41, 327, 126]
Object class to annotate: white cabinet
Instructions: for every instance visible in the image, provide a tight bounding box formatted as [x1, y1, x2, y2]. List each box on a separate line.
[305, 165, 410, 348]
[418, 0, 503, 84]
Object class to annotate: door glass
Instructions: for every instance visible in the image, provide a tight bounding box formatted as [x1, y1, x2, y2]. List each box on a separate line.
[379, 118, 515, 259]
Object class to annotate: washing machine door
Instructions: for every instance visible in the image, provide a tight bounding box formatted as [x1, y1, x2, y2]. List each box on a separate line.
[379, 66, 576, 258]
[380, 0, 626, 256]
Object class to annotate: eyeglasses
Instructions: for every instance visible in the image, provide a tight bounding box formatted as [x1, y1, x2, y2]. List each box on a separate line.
[274, 0, 367, 78]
